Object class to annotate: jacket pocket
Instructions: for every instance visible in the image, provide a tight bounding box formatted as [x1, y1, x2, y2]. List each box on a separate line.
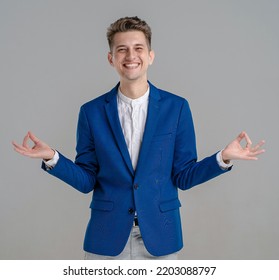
[159, 198, 181, 213]
[90, 199, 114, 211]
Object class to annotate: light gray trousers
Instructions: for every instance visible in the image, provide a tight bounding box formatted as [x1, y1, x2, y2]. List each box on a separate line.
[84, 225, 178, 260]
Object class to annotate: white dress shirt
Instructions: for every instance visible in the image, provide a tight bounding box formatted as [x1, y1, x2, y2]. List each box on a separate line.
[117, 87, 149, 170]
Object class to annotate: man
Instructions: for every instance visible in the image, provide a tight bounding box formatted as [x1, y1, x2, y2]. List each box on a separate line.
[12, 16, 265, 259]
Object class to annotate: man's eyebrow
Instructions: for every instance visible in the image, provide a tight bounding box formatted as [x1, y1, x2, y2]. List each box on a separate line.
[115, 45, 127, 49]
[115, 43, 145, 49]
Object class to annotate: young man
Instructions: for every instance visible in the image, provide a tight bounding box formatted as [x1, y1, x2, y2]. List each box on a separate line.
[12, 16, 265, 259]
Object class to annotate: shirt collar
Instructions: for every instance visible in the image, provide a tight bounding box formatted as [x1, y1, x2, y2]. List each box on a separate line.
[117, 87, 149, 105]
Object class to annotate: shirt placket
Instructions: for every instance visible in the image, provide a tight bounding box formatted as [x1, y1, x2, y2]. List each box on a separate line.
[131, 102, 140, 170]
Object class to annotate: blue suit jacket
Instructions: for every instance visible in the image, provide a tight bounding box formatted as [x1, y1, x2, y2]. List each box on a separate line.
[43, 81, 231, 256]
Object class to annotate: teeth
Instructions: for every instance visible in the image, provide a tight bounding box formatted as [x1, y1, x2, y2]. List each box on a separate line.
[124, 63, 139, 68]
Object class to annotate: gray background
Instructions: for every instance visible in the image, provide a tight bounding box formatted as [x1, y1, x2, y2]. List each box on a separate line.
[1, 0, 278, 260]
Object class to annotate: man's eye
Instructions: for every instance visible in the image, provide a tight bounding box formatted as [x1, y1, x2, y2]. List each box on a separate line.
[118, 48, 126, 52]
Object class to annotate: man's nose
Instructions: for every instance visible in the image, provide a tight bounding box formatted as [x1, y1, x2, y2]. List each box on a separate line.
[126, 49, 136, 60]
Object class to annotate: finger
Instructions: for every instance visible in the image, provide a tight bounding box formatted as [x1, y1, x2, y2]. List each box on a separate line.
[243, 132, 253, 148]
[253, 140, 265, 150]
[22, 133, 30, 149]
[242, 151, 261, 160]
[249, 148, 265, 157]
[256, 150, 265, 156]
[12, 142, 29, 155]
[249, 140, 265, 154]
[245, 156, 259, 161]
[12, 141, 26, 152]
[245, 146, 265, 160]
[13, 144, 38, 157]
[28, 131, 40, 144]
[236, 131, 246, 142]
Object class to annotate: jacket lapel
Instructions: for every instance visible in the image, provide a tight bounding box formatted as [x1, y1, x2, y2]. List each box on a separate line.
[104, 82, 162, 177]
[135, 82, 161, 176]
[105, 85, 134, 176]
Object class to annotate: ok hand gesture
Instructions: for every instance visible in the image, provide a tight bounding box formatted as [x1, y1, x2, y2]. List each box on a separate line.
[222, 131, 265, 163]
[12, 131, 55, 160]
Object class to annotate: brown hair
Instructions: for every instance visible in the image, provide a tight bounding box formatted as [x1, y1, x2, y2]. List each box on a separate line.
[107, 16, 152, 51]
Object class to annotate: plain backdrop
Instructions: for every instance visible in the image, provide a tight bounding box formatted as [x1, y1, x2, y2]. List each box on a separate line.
[1, 0, 278, 260]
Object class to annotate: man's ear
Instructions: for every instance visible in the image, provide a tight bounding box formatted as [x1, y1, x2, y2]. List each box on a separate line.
[108, 52, 114, 66]
[149, 50, 155, 65]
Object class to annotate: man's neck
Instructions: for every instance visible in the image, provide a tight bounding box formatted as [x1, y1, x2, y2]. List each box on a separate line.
[119, 80, 149, 99]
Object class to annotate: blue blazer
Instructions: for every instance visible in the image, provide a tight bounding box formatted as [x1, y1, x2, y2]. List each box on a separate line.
[43, 81, 230, 256]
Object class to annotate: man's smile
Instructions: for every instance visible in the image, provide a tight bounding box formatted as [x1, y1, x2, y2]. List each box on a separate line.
[123, 63, 141, 69]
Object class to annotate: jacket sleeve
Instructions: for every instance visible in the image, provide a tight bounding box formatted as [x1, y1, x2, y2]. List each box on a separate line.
[42, 106, 98, 194]
[172, 99, 231, 190]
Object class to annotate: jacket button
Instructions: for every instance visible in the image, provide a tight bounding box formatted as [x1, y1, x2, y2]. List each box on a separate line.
[134, 183, 139, 190]
[128, 208, 135, 214]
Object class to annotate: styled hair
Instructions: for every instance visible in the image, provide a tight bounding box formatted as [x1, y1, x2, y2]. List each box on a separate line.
[107, 16, 152, 51]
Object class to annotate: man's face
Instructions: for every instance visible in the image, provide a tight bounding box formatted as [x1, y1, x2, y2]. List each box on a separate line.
[108, 31, 155, 83]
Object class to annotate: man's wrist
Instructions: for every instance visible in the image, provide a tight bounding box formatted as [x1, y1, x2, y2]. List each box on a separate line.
[43, 149, 56, 161]
[44, 150, 59, 168]
[221, 149, 231, 164]
[216, 150, 233, 170]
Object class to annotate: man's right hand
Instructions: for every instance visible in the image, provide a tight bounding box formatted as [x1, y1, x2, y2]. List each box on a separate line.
[12, 131, 55, 160]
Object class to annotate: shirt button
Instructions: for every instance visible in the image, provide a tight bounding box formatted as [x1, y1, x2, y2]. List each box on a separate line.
[134, 183, 139, 190]
[128, 208, 135, 214]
